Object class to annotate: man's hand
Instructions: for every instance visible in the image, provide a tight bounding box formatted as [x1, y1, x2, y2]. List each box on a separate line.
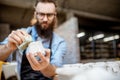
[26, 49, 56, 78]
[7, 30, 29, 51]
[0, 30, 29, 61]
[26, 49, 50, 71]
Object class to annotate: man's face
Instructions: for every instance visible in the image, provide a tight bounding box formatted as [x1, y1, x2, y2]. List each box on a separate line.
[35, 2, 56, 30]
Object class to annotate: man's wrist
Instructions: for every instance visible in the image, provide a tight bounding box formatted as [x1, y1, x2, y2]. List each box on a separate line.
[5, 44, 14, 52]
[40, 63, 56, 78]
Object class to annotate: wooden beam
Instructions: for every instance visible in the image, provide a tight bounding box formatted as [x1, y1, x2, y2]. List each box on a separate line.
[58, 8, 120, 23]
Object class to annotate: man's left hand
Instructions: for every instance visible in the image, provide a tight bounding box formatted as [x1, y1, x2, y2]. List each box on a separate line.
[26, 49, 50, 71]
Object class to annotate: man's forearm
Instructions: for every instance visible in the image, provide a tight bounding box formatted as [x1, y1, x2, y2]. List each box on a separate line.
[40, 64, 56, 78]
[0, 44, 13, 61]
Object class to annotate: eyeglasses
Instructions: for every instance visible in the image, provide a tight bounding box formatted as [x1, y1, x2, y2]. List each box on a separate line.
[36, 12, 56, 20]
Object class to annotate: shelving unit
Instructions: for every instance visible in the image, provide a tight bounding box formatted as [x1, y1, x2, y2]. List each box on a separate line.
[80, 39, 119, 60]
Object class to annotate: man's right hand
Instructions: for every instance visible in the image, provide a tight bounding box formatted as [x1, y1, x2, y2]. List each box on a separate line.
[7, 30, 29, 51]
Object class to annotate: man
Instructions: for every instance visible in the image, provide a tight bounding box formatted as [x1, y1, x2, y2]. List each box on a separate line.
[0, 0, 67, 80]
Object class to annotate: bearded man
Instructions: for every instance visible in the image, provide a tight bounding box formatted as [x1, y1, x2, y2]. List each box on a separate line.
[0, 0, 67, 80]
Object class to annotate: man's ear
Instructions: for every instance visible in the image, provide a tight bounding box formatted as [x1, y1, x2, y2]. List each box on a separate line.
[34, 11, 36, 16]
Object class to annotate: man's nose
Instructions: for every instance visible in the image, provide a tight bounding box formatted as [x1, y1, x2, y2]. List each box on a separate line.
[43, 15, 48, 21]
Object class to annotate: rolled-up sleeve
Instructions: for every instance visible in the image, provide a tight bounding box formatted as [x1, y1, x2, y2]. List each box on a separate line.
[0, 38, 8, 45]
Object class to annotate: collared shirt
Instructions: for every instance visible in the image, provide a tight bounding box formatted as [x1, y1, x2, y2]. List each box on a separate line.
[0, 26, 67, 74]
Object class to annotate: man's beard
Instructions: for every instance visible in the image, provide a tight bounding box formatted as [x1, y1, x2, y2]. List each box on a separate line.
[35, 20, 55, 39]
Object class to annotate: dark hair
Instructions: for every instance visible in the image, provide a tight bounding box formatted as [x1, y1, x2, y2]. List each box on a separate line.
[35, 0, 57, 7]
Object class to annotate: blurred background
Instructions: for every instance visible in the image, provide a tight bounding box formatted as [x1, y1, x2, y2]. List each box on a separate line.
[0, 0, 120, 64]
